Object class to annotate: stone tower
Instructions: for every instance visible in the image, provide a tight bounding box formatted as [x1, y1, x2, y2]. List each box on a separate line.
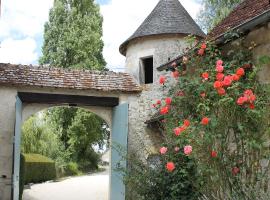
[120, 0, 205, 159]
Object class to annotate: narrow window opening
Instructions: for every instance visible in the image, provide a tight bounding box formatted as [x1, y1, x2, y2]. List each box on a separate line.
[141, 57, 153, 84]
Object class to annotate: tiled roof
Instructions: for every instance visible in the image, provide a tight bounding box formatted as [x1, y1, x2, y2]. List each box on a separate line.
[0, 63, 141, 93]
[119, 0, 205, 55]
[209, 0, 270, 39]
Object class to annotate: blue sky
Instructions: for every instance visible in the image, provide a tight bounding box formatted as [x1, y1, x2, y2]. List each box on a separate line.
[0, 0, 202, 71]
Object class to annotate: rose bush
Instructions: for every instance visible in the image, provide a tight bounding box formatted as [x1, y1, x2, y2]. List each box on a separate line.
[122, 37, 270, 200]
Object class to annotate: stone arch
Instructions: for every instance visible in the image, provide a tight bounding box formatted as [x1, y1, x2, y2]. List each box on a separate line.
[22, 103, 112, 127]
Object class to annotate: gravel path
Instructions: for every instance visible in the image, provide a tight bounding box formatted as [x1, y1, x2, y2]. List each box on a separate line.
[22, 168, 109, 200]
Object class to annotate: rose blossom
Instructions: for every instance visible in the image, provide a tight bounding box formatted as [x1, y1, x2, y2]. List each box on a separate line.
[184, 145, 192, 155]
[216, 60, 223, 66]
[165, 97, 172, 105]
[201, 43, 207, 49]
[216, 73, 224, 81]
[232, 167, 240, 175]
[201, 72, 209, 80]
[201, 117, 210, 125]
[217, 88, 226, 96]
[183, 119, 190, 127]
[160, 147, 168, 155]
[236, 68, 245, 76]
[200, 92, 206, 98]
[214, 81, 223, 89]
[160, 106, 169, 115]
[166, 162, 175, 172]
[175, 147, 180, 152]
[216, 65, 224, 73]
[171, 70, 180, 78]
[159, 75, 166, 84]
[211, 150, 218, 158]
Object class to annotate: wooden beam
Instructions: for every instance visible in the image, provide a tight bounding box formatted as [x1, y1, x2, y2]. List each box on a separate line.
[18, 92, 119, 107]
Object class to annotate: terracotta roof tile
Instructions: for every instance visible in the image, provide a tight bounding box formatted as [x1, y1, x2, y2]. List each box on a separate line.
[209, 0, 270, 39]
[0, 63, 141, 93]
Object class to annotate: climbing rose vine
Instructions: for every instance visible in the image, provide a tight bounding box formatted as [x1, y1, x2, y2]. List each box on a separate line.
[152, 39, 270, 198]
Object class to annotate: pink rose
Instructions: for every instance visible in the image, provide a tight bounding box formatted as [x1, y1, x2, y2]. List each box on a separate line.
[160, 147, 168, 155]
[184, 145, 192, 155]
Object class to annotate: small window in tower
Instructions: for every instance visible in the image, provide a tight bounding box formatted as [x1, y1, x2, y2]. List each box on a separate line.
[141, 56, 153, 84]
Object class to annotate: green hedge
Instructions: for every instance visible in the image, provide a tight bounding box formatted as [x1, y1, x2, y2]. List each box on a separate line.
[23, 153, 56, 184]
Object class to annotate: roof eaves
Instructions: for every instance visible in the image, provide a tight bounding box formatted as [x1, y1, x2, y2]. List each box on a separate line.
[214, 9, 270, 45]
[157, 9, 270, 72]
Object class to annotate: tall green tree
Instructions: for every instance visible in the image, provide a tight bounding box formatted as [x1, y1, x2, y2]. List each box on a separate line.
[38, 0, 108, 171]
[39, 0, 106, 69]
[197, 0, 242, 32]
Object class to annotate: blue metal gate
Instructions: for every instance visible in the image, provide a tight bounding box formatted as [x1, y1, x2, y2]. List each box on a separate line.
[13, 96, 22, 200]
[111, 103, 128, 200]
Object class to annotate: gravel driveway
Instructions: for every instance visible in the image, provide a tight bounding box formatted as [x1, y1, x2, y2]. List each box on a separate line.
[22, 168, 109, 200]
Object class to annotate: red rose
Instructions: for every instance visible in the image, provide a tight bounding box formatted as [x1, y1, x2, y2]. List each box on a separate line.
[174, 127, 182, 136]
[160, 106, 169, 115]
[214, 81, 223, 89]
[184, 119, 190, 127]
[217, 87, 226, 96]
[198, 48, 205, 56]
[201, 72, 209, 80]
[249, 94, 256, 103]
[211, 150, 218, 158]
[165, 97, 172, 105]
[249, 103, 255, 109]
[201, 117, 210, 125]
[244, 89, 253, 96]
[156, 100, 161, 105]
[216, 65, 224, 73]
[232, 167, 240, 175]
[166, 162, 175, 172]
[232, 74, 240, 81]
[237, 97, 247, 105]
[236, 68, 245, 76]
[159, 75, 166, 84]
[171, 70, 180, 78]
[222, 76, 233, 87]
[216, 73, 224, 81]
[201, 43, 207, 49]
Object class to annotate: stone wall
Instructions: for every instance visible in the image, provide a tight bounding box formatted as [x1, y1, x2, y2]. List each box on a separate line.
[126, 34, 188, 159]
[222, 22, 270, 84]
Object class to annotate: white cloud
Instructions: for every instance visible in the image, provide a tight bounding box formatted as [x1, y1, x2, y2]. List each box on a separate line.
[0, 0, 54, 38]
[0, 0, 202, 70]
[0, 38, 38, 64]
[100, 0, 202, 71]
[0, 0, 53, 64]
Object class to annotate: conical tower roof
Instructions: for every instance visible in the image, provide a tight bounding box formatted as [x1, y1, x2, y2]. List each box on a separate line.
[119, 0, 205, 55]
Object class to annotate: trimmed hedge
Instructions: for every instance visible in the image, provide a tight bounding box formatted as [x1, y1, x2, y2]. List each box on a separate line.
[23, 154, 56, 184]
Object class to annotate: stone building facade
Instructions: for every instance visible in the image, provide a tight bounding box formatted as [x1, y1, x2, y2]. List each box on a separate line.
[119, 0, 205, 159]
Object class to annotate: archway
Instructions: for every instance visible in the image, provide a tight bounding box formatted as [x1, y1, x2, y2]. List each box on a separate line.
[20, 106, 110, 200]
[13, 93, 128, 200]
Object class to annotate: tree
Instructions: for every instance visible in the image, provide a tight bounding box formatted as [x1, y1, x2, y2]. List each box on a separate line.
[197, 0, 242, 32]
[38, 0, 108, 171]
[39, 0, 106, 69]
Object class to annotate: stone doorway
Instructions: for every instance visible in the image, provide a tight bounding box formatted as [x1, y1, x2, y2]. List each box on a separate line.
[0, 63, 141, 200]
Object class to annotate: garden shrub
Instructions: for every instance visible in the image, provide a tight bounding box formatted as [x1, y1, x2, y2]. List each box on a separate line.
[64, 162, 81, 176]
[19, 154, 25, 200]
[23, 153, 56, 184]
